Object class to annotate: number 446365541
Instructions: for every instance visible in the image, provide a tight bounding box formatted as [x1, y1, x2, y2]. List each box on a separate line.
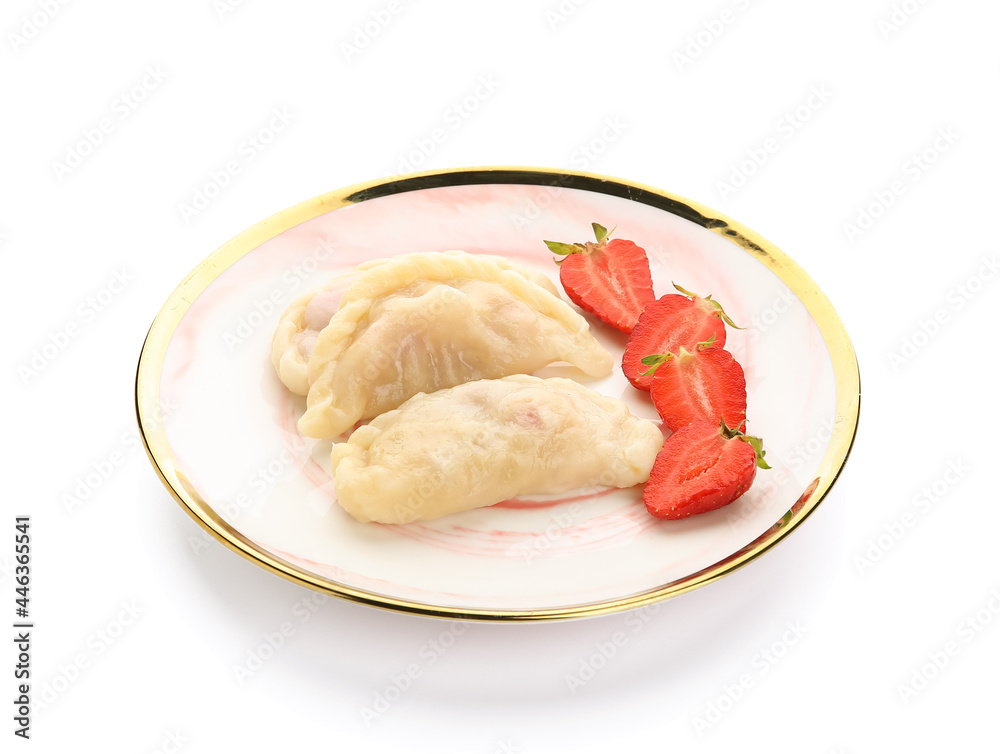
[15, 517, 29, 612]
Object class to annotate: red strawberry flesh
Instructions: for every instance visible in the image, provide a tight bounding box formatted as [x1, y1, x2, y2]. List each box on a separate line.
[547, 226, 655, 334]
[649, 347, 747, 432]
[622, 293, 728, 390]
[644, 420, 758, 519]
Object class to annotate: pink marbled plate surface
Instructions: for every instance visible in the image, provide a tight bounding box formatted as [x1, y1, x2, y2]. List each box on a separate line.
[156, 182, 836, 613]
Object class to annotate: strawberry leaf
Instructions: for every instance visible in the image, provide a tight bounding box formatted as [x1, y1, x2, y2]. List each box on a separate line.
[591, 222, 618, 243]
[672, 282, 700, 300]
[719, 418, 771, 469]
[544, 240, 583, 256]
[640, 352, 673, 376]
[672, 282, 742, 329]
[707, 297, 743, 329]
[744, 434, 771, 469]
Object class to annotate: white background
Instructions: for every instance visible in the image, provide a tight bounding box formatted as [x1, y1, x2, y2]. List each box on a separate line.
[3, 0, 998, 751]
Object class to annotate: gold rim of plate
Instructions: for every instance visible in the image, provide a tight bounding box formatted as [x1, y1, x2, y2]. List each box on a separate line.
[135, 166, 861, 622]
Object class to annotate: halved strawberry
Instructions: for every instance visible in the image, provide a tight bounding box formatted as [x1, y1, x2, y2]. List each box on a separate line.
[545, 223, 655, 334]
[644, 419, 770, 520]
[622, 283, 740, 390]
[643, 345, 747, 432]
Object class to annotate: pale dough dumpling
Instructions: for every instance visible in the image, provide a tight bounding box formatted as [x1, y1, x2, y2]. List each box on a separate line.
[330, 375, 664, 524]
[271, 269, 372, 396]
[297, 253, 613, 438]
[271, 252, 558, 396]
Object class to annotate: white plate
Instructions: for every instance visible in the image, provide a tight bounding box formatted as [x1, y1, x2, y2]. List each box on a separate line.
[136, 167, 859, 621]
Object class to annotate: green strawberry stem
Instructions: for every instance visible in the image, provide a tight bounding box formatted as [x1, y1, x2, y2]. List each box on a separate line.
[639, 351, 675, 376]
[592, 222, 617, 242]
[719, 418, 771, 469]
[544, 241, 585, 256]
[672, 282, 743, 329]
[544, 222, 618, 261]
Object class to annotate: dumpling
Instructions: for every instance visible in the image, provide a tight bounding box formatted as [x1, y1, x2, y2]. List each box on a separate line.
[298, 254, 611, 438]
[297, 252, 613, 438]
[271, 269, 372, 396]
[330, 375, 664, 524]
[271, 251, 558, 396]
